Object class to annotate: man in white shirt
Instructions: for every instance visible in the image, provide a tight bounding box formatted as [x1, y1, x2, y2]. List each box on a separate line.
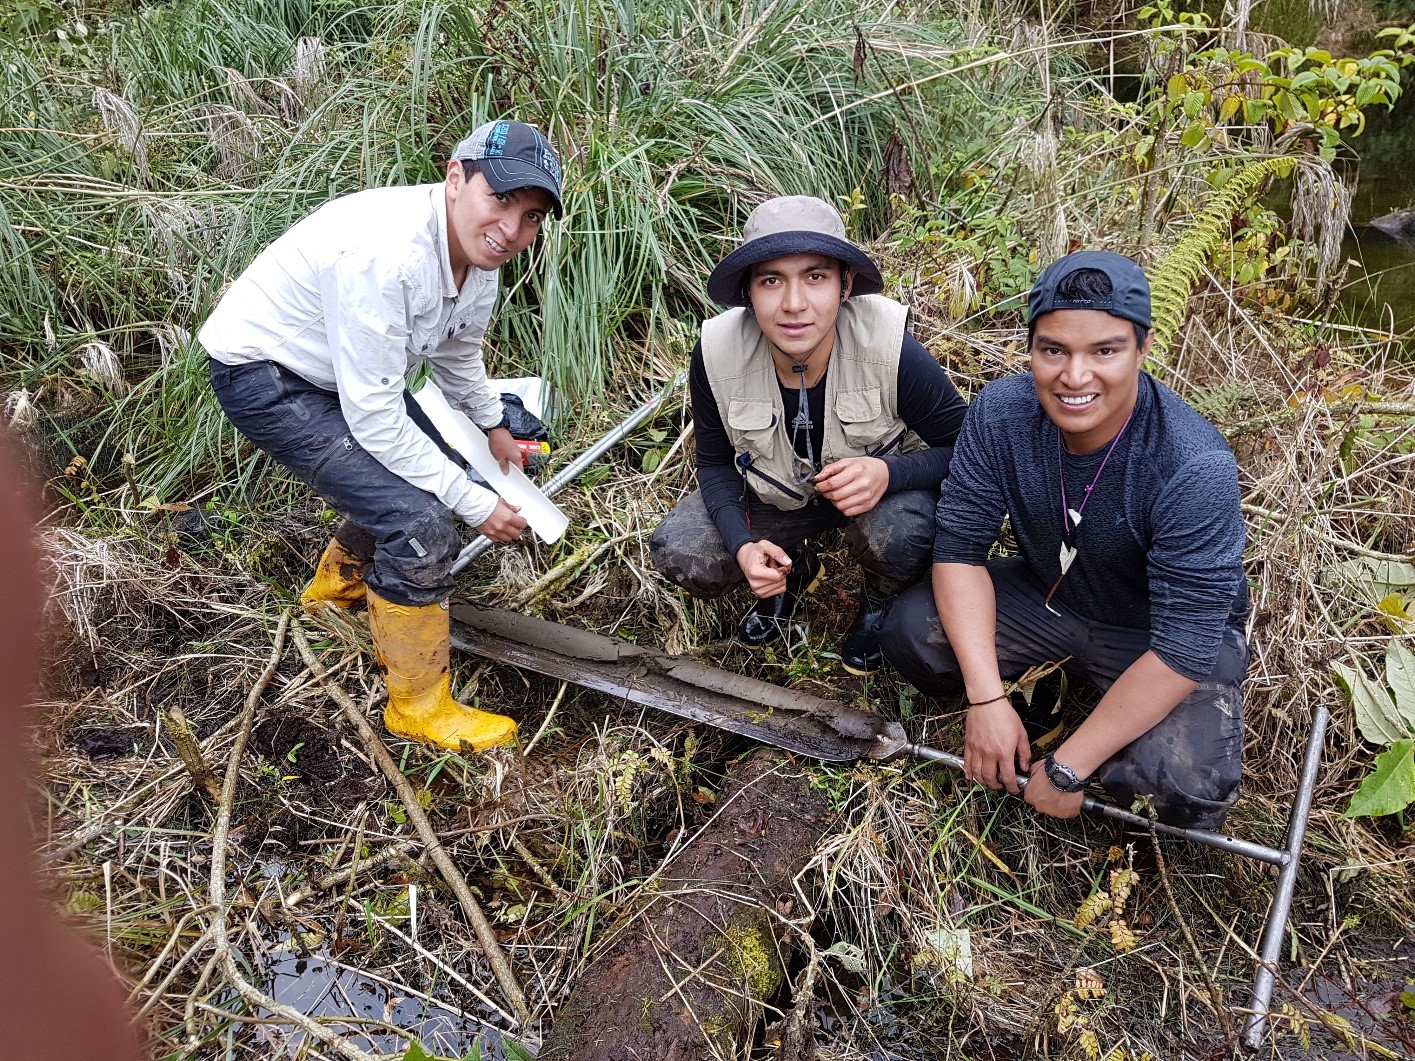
[201, 119, 561, 754]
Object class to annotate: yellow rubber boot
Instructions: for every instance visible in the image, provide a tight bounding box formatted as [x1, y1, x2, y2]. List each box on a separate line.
[301, 537, 369, 613]
[366, 590, 518, 753]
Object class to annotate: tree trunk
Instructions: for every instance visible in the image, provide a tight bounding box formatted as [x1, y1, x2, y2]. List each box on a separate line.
[540, 750, 832, 1061]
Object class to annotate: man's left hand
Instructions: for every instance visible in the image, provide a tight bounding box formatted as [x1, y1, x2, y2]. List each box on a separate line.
[487, 427, 521, 474]
[1023, 760, 1084, 819]
[813, 456, 889, 517]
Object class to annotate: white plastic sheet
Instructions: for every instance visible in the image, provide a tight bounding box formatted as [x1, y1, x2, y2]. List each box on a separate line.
[412, 383, 569, 544]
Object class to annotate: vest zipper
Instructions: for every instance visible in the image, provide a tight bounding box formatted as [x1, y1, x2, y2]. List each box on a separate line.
[868, 426, 908, 458]
[739, 457, 804, 501]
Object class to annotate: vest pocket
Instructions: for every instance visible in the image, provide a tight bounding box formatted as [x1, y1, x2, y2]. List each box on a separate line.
[725, 397, 778, 460]
[836, 388, 891, 449]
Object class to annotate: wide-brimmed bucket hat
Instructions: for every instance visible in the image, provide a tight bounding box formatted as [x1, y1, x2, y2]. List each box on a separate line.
[706, 196, 884, 307]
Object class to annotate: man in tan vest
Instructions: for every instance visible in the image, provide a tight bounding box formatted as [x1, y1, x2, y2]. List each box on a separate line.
[650, 196, 968, 673]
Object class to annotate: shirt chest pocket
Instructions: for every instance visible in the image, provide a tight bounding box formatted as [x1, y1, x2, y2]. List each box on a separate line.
[726, 398, 778, 461]
[836, 388, 892, 449]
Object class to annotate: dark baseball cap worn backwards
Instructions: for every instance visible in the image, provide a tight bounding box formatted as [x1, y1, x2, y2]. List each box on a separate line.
[1027, 249, 1152, 331]
[706, 196, 885, 308]
[453, 120, 564, 218]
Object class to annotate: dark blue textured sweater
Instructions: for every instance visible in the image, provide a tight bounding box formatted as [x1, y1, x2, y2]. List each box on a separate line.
[933, 372, 1247, 681]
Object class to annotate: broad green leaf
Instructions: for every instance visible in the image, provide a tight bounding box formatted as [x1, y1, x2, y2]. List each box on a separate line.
[1167, 73, 1188, 101]
[1356, 80, 1381, 108]
[1219, 94, 1242, 122]
[1344, 739, 1415, 818]
[403, 1043, 433, 1061]
[1332, 660, 1406, 745]
[1182, 89, 1205, 118]
[1386, 640, 1415, 732]
[1180, 121, 1207, 148]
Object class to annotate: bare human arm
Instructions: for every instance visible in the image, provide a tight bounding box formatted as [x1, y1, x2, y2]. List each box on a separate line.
[1024, 651, 1197, 818]
[934, 562, 1033, 795]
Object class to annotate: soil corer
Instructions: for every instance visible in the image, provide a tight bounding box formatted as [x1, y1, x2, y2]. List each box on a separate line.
[447, 603, 1325, 1049]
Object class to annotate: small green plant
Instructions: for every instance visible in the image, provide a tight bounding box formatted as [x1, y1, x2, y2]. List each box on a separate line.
[1332, 640, 1415, 819]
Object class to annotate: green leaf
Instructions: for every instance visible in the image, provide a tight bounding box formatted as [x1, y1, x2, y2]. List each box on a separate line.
[403, 1043, 433, 1061]
[1332, 659, 1407, 745]
[1180, 121, 1207, 148]
[1219, 94, 1242, 122]
[1344, 739, 1415, 818]
[1356, 80, 1382, 108]
[1182, 89, 1205, 118]
[1385, 640, 1415, 732]
[1167, 73, 1188, 101]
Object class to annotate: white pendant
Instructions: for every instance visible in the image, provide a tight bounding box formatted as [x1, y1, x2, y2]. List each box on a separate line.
[1059, 542, 1078, 575]
[1068, 508, 1083, 527]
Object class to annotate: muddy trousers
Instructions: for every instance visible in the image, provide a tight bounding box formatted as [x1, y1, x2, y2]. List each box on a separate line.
[208, 358, 462, 607]
[880, 558, 1246, 830]
[648, 488, 937, 601]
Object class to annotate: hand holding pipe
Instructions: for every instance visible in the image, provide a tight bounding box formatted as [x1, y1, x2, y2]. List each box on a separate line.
[450, 372, 687, 576]
[862, 723, 1289, 866]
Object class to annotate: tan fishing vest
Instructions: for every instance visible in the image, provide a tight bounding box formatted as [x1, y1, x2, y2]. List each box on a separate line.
[701, 293, 926, 511]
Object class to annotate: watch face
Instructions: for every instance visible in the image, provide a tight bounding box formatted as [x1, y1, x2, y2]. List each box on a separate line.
[1046, 757, 1085, 793]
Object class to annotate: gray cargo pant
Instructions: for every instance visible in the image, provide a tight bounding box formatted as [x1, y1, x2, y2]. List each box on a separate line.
[880, 557, 1246, 830]
[649, 488, 937, 600]
[208, 358, 466, 607]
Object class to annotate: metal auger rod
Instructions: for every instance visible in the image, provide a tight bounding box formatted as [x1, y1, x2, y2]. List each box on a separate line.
[905, 743, 1293, 867]
[450, 371, 686, 576]
[1240, 701, 1330, 1049]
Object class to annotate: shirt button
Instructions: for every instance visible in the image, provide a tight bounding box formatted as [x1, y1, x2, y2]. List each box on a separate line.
[381, 377, 389, 385]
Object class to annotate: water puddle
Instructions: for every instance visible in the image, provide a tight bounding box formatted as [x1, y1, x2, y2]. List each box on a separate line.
[256, 942, 521, 1058]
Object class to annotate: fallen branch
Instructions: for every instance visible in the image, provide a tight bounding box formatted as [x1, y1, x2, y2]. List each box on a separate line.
[290, 621, 531, 1026]
[165, 706, 222, 801]
[205, 614, 384, 1061]
[1243, 502, 1414, 562]
[1226, 400, 1415, 438]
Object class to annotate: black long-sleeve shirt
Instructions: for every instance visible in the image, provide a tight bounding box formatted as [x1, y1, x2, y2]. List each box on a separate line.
[690, 333, 969, 556]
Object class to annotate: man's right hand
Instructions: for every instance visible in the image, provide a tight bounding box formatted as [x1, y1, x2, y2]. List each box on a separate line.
[735, 540, 792, 598]
[963, 697, 1030, 794]
[476, 499, 527, 543]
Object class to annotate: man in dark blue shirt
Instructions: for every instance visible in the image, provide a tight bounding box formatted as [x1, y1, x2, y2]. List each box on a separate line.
[881, 251, 1247, 829]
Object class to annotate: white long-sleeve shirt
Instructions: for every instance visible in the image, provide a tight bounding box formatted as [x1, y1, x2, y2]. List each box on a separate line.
[199, 183, 505, 526]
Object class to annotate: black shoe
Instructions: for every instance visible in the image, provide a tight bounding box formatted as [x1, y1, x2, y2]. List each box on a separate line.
[1011, 671, 1065, 748]
[840, 594, 891, 676]
[738, 546, 823, 647]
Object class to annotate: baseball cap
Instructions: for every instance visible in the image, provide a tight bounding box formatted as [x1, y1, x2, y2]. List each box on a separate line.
[1026, 250, 1152, 331]
[452, 120, 563, 218]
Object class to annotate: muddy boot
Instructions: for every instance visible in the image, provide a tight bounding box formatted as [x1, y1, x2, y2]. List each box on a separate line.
[839, 589, 891, 676]
[739, 545, 824, 647]
[366, 590, 518, 753]
[300, 528, 372, 614]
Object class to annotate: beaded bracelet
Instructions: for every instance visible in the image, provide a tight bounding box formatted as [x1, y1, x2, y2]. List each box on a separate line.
[966, 693, 1010, 708]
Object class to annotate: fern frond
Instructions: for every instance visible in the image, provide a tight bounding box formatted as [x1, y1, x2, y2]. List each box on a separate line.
[1148, 157, 1296, 350]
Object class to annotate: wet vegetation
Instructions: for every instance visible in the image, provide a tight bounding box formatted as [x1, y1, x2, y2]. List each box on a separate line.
[5, 0, 1415, 1058]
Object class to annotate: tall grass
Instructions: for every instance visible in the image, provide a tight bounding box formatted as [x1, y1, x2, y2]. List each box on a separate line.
[0, 0, 1008, 504]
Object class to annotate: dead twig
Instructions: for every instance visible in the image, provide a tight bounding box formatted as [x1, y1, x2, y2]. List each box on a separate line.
[205, 613, 386, 1061]
[290, 620, 531, 1026]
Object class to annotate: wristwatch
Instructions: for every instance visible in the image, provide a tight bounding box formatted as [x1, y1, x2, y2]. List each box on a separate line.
[1042, 754, 1087, 793]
